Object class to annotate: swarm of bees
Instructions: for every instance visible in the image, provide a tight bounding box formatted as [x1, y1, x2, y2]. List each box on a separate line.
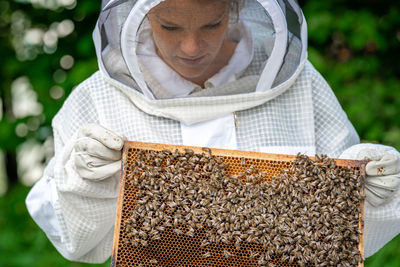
[120, 148, 364, 266]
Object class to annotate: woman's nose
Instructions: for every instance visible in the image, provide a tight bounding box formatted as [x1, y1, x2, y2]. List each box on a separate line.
[180, 33, 201, 56]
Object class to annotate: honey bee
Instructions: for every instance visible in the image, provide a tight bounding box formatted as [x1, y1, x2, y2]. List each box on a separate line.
[249, 251, 259, 259]
[202, 252, 211, 258]
[173, 228, 184, 235]
[258, 256, 266, 266]
[150, 259, 158, 264]
[140, 239, 148, 247]
[185, 229, 195, 237]
[223, 250, 232, 258]
[202, 147, 212, 154]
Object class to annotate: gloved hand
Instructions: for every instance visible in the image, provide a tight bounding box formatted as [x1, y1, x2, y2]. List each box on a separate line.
[356, 149, 400, 206]
[74, 124, 126, 181]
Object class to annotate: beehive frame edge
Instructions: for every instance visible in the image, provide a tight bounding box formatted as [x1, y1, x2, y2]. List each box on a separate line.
[111, 144, 130, 267]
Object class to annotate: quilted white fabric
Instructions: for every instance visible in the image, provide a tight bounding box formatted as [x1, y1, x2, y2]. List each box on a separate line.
[25, 0, 400, 263]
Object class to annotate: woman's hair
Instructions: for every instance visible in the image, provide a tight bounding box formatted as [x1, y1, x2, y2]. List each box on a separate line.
[226, 0, 244, 22]
[231, 0, 244, 12]
[148, 0, 244, 23]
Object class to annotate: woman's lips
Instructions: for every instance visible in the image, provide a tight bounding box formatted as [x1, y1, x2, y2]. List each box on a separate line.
[177, 55, 205, 65]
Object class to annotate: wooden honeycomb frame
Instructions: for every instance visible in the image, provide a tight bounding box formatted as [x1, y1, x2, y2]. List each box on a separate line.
[111, 141, 365, 266]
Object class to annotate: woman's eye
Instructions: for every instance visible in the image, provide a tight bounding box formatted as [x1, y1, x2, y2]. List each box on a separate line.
[161, 25, 178, 31]
[205, 22, 221, 29]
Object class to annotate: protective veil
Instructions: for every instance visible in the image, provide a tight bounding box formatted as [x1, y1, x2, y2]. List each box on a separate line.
[25, 0, 400, 263]
[95, 0, 308, 124]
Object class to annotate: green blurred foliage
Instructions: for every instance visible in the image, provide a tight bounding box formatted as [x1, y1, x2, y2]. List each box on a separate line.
[302, 0, 400, 151]
[0, 0, 399, 266]
[0, 185, 110, 267]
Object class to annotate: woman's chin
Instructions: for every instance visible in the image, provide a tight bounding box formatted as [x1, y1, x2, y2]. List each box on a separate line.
[174, 67, 207, 80]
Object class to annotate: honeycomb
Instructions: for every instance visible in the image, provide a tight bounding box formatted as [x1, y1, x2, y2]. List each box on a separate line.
[111, 141, 365, 267]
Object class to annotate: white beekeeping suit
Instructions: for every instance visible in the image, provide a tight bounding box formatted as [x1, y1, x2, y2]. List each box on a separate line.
[26, 0, 400, 263]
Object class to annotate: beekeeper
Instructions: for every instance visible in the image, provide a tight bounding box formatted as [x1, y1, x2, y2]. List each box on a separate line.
[26, 0, 400, 263]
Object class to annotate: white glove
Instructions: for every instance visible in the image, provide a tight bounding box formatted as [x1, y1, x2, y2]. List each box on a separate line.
[74, 124, 125, 180]
[356, 149, 400, 207]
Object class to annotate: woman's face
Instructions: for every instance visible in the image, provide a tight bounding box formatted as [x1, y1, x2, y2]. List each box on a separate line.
[148, 0, 231, 81]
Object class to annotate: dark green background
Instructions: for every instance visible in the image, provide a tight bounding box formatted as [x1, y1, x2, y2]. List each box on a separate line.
[0, 0, 399, 266]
